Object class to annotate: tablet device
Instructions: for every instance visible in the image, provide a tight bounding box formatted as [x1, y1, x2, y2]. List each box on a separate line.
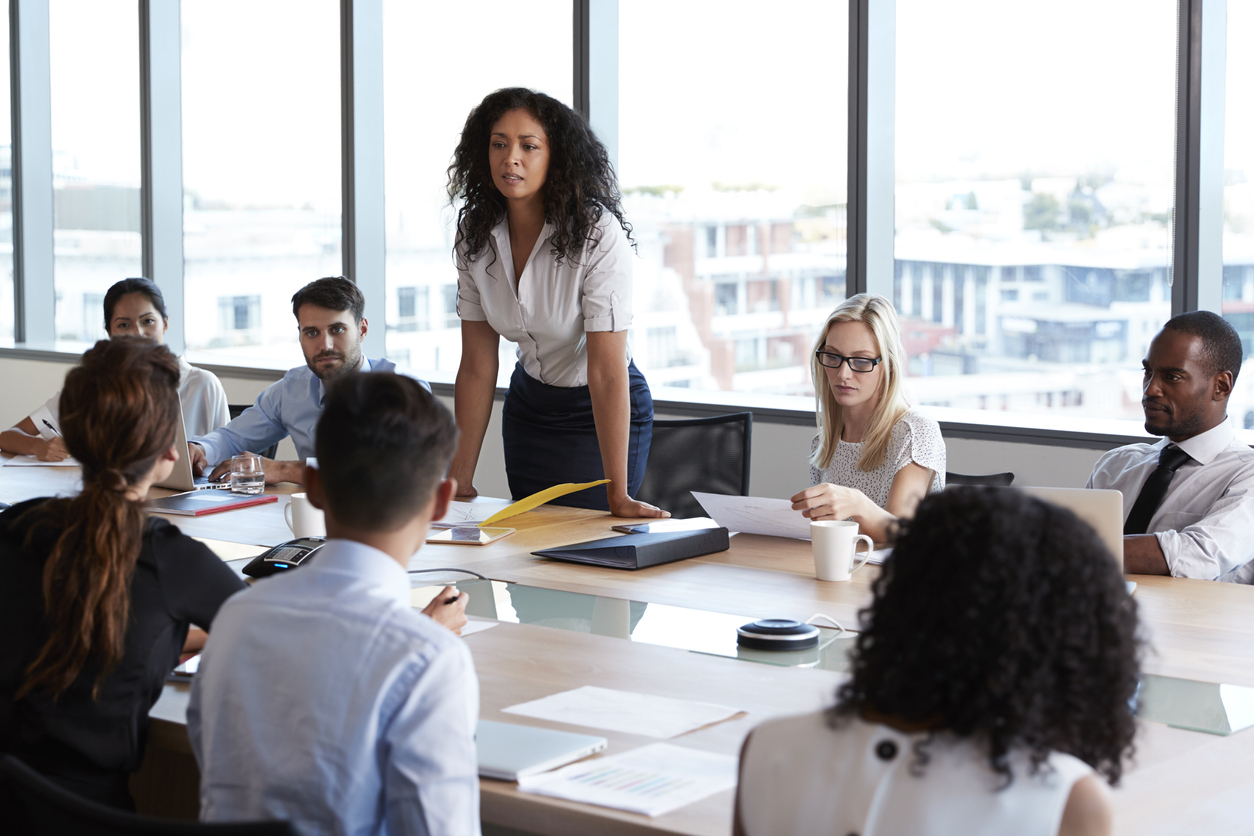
[476, 719, 607, 781]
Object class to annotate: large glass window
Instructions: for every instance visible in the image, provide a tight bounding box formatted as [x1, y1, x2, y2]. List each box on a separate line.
[49, 0, 142, 343]
[181, 0, 341, 365]
[381, 0, 571, 377]
[1223, 1, 1254, 429]
[0, 9, 11, 342]
[619, 0, 849, 397]
[896, 0, 1176, 419]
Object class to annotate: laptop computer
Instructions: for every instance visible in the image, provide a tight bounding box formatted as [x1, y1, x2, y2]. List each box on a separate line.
[155, 405, 229, 492]
[476, 719, 607, 781]
[1019, 486, 1124, 565]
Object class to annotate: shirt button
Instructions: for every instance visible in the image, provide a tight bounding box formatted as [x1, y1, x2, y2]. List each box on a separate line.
[875, 740, 898, 760]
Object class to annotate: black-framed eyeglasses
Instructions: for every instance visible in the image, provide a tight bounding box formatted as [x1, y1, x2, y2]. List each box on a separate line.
[815, 350, 882, 372]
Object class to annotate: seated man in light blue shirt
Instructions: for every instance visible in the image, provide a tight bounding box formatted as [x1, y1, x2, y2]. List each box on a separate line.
[189, 275, 411, 485]
[188, 372, 478, 834]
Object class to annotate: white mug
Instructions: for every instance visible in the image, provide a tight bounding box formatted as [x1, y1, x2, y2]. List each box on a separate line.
[811, 520, 873, 581]
[284, 493, 326, 538]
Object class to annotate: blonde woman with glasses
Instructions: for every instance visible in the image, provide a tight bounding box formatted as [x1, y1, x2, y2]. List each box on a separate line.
[791, 294, 945, 542]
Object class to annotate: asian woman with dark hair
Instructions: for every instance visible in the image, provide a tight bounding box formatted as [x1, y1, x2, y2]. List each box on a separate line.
[0, 278, 229, 461]
[0, 339, 245, 809]
[736, 487, 1140, 836]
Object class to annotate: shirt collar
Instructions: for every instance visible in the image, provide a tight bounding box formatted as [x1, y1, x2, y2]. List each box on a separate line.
[306, 538, 410, 606]
[1164, 417, 1234, 466]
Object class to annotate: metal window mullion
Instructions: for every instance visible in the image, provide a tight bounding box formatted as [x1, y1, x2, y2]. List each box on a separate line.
[340, 0, 385, 357]
[139, 0, 184, 353]
[10, 0, 54, 344]
[574, 0, 617, 170]
[847, 0, 894, 301]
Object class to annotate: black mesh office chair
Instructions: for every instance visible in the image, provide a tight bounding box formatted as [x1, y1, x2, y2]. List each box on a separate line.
[0, 755, 296, 836]
[636, 413, 753, 519]
[227, 404, 280, 460]
[946, 471, 1015, 487]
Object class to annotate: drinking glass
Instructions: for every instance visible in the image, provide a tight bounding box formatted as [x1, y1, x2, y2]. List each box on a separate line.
[229, 453, 265, 495]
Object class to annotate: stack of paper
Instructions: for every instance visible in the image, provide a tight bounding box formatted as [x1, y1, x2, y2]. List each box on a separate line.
[502, 685, 742, 739]
[692, 492, 812, 540]
[518, 743, 738, 817]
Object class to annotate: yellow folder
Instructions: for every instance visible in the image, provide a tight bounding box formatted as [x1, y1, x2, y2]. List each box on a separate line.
[479, 480, 611, 527]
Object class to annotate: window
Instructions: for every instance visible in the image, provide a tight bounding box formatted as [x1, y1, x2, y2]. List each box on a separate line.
[895, 0, 1176, 416]
[381, 0, 571, 381]
[1223, 0, 1254, 385]
[0, 11, 11, 341]
[395, 286, 428, 332]
[217, 295, 261, 335]
[620, 0, 848, 396]
[49, 0, 142, 342]
[181, 0, 341, 363]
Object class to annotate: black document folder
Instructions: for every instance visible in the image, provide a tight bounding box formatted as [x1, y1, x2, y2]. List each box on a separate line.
[532, 527, 731, 570]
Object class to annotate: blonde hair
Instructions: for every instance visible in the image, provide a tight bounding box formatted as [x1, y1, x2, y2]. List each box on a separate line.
[810, 294, 911, 472]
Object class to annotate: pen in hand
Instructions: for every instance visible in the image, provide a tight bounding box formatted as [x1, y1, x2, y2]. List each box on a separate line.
[42, 419, 60, 437]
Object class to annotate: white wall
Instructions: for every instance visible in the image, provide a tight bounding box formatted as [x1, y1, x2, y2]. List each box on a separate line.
[1, 355, 1106, 499]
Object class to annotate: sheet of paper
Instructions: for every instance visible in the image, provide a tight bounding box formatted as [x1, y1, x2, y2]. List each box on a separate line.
[503, 685, 742, 739]
[481, 480, 611, 526]
[518, 743, 738, 818]
[868, 548, 891, 565]
[460, 620, 498, 638]
[691, 492, 811, 540]
[0, 454, 79, 467]
[431, 500, 514, 529]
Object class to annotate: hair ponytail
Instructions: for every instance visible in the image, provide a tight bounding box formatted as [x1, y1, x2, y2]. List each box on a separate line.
[17, 338, 180, 700]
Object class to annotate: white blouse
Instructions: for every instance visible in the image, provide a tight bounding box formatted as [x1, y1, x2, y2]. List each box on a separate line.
[456, 212, 634, 388]
[810, 409, 946, 508]
[28, 357, 230, 440]
[738, 711, 1094, 836]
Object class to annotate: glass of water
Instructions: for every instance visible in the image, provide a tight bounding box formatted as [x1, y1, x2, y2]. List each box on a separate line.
[229, 453, 265, 495]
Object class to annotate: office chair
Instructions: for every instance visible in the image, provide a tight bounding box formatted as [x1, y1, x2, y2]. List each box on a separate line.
[0, 502, 10, 511]
[636, 413, 753, 519]
[945, 471, 1015, 487]
[226, 404, 280, 460]
[0, 755, 296, 836]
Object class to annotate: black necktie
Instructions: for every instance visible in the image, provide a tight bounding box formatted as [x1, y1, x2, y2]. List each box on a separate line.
[1123, 445, 1192, 535]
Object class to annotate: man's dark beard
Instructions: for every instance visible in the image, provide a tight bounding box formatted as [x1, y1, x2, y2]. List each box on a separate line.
[1144, 404, 1204, 438]
[310, 344, 362, 381]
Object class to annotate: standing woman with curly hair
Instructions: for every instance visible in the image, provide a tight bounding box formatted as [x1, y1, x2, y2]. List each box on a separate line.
[736, 487, 1141, 836]
[446, 87, 667, 518]
[0, 339, 245, 809]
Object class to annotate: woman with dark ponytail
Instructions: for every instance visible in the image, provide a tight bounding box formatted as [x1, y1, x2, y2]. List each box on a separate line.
[0, 338, 245, 809]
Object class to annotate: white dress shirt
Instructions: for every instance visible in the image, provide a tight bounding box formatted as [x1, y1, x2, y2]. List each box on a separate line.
[188, 539, 480, 836]
[456, 212, 633, 388]
[26, 357, 229, 440]
[1087, 417, 1254, 583]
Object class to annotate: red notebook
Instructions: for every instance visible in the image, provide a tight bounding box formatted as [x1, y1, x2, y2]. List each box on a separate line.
[148, 492, 277, 516]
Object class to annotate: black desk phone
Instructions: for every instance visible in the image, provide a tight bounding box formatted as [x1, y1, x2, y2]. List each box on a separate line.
[243, 537, 326, 578]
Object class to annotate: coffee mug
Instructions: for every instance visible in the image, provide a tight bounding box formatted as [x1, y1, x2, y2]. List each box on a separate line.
[811, 520, 873, 581]
[284, 493, 326, 538]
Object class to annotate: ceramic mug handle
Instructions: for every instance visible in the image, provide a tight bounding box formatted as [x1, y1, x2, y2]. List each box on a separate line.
[850, 534, 874, 575]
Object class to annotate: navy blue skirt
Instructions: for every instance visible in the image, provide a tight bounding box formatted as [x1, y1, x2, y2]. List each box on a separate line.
[501, 361, 653, 511]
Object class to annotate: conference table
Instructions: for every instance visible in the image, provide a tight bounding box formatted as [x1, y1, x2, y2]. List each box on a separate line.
[2, 461, 1252, 836]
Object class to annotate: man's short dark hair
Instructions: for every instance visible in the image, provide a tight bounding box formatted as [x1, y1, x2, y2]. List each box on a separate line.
[291, 276, 366, 323]
[315, 373, 458, 531]
[1163, 310, 1243, 383]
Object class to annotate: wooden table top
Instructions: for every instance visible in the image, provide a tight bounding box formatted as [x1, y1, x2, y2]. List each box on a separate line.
[5, 465, 1254, 834]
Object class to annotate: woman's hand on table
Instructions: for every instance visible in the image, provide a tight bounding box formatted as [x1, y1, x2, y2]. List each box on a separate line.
[453, 482, 479, 500]
[36, 436, 70, 462]
[423, 586, 469, 636]
[609, 495, 670, 519]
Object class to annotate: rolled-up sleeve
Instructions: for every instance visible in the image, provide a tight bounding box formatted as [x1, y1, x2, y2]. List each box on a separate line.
[582, 219, 633, 333]
[456, 247, 488, 322]
[1155, 475, 1254, 579]
[384, 641, 480, 836]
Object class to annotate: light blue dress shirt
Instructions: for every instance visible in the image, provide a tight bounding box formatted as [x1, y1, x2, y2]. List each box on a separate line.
[192, 357, 422, 466]
[187, 539, 481, 836]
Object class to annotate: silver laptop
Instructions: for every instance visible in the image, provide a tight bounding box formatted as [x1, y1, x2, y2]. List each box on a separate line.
[476, 719, 606, 781]
[155, 404, 229, 492]
[1019, 487, 1124, 565]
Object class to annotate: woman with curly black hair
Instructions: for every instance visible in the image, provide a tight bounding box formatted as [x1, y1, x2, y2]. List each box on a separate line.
[735, 487, 1141, 836]
[446, 87, 666, 518]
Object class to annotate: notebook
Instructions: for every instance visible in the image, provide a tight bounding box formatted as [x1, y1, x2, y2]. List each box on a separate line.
[477, 719, 607, 781]
[533, 528, 731, 570]
[147, 491, 277, 517]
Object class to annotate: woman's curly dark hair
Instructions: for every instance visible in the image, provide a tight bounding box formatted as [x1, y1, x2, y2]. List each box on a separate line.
[447, 87, 633, 266]
[833, 486, 1141, 787]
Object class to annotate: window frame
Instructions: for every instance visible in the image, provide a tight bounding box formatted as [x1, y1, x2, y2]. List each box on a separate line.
[0, 0, 1235, 449]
